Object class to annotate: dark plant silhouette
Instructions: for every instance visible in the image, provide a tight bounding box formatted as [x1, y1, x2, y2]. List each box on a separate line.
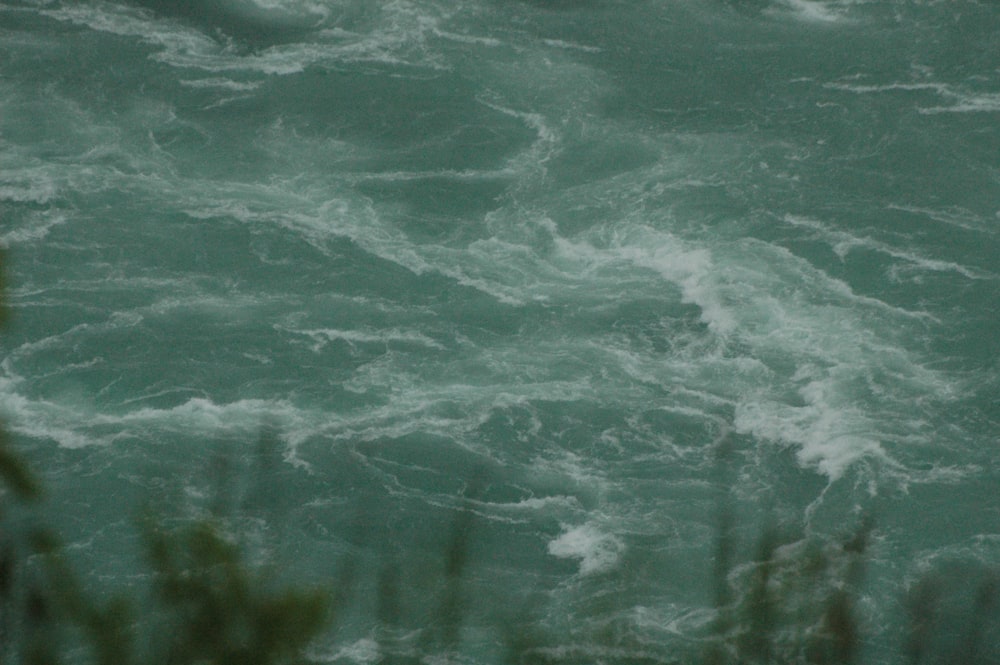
[141, 517, 329, 665]
[0, 249, 331, 665]
[2, 248, 1000, 665]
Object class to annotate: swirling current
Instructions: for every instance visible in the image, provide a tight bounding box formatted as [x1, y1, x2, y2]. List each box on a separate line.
[2, 1, 999, 662]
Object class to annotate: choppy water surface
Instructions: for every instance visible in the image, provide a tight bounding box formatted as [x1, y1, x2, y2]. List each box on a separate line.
[2, 0, 999, 662]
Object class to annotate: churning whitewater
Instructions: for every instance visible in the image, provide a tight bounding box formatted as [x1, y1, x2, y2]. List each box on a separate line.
[1, 0, 999, 662]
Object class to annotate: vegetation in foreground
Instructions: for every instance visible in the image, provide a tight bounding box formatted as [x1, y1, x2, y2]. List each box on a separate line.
[1, 249, 998, 665]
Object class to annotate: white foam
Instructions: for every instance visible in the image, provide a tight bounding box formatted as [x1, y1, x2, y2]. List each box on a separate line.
[823, 79, 1000, 114]
[192, 195, 462, 307]
[0, 171, 59, 205]
[615, 238, 737, 335]
[423, 260, 529, 305]
[908, 535, 1000, 581]
[3, 313, 144, 372]
[824, 82, 949, 95]
[919, 91, 1000, 114]
[312, 638, 380, 665]
[0, 213, 66, 248]
[40, 3, 220, 64]
[143, 291, 270, 319]
[777, 0, 843, 23]
[548, 523, 625, 575]
[10, 421, 97, 449]
[178, 78, 262, 91]
[734, 386, 886, 481]
[270, 197, 543, 306]
[347, 167, 516, 183]
[432, 27, 502, 47]
[747, 233, 938, 321]
[0, 354, 308, 449]
[782, 214, 989, 281]
[0, 384, 98, 449]
[111, 397, 290, 429]
[886, 204, 993, 235]
[476, 98, 560, 175]
[167, 166, 962, 486]
[540, 217, 961, 481]
[283, 326, 445, 352]
[541, 38, 601, 53]
[38, 1, 451, 77]
[239, 0, 331, 23]
[483, 495, 583, 512]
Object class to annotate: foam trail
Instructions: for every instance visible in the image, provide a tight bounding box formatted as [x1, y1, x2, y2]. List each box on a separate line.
[824, 82, 950, 94]
[919, 91, 1000, 114]
[886, 205, 995, 235]
[782, 214, 992, 280]
[178, 78, 262, 91]
[823, 79, 1000, 114]
[0, 214, 66, 248]
[282, 327, 446, 351]
[541, 38, 601, 53]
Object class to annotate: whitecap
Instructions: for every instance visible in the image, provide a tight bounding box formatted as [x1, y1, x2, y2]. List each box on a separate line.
[110, 397, 298, 432]
[615, 240, 737, 335]
[548, 523, 625, 575]
[734, 391, 886, 481]
[0, 387, 98, 449]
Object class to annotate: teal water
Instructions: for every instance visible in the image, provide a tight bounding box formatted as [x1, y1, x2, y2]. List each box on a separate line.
[2, 0, 999, 662]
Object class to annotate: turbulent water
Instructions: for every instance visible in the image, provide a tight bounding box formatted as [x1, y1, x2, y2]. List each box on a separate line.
[2, 0, 999, 662]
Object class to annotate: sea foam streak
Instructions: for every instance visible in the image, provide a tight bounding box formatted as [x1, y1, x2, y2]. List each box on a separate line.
[37, 1, 456, 75]
[823, 79, 1000, 114]
[782, 214, 991, 281]
[0, 213, 66, 248]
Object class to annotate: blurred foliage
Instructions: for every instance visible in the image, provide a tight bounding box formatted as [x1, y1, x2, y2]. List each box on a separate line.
[0, 250, 39, 502]
[0, 446, 331, 665]
[1, 248, 999, 665]
[0, 251, 331, 665]
[703, 515, 871, 665]
[0, 428, 40, 505]
[141, 518, 329, 665]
